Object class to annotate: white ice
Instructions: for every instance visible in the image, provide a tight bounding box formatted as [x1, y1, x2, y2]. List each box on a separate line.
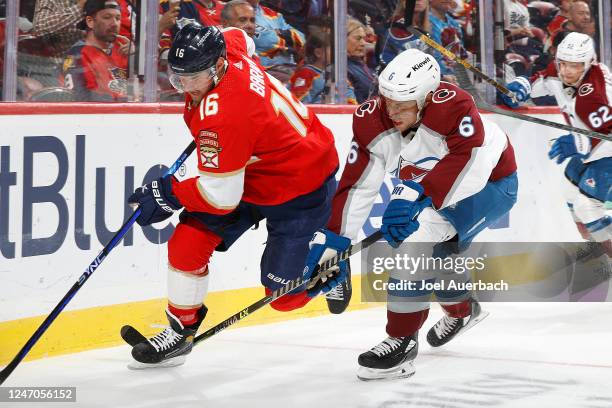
[3, 303, 612, 408]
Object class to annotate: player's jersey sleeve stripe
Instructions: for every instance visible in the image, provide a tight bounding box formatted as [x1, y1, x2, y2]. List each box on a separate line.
[196, 168, 245, 210]
[172, 169, 245, 215]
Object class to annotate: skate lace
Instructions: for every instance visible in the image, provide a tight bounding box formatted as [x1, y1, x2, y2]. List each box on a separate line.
[149, 327, 183, 352]
[433, 316, 460, 338]
[325, 283, 344, 301]
[371, 337, 404, 357]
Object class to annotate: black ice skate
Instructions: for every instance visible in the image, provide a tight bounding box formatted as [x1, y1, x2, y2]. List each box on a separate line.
[357, 333, 418, 381]
[325, 261, 352, 314]
[426, 298, 489, 348]
[128, 306, 207, 369]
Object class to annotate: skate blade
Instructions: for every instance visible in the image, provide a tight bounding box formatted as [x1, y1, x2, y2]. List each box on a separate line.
[461, 310, 490, 334]
[356, 361, 416, 381]
[127, 355, 186, 370]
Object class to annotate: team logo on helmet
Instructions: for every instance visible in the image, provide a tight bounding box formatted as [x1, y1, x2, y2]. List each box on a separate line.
[199, 130, 222, 168]
[578, 83, 594, 96]
[432, 88, 456, 104]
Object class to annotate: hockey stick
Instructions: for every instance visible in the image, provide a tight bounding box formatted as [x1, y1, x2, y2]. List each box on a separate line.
[0, 141, 197, 386]
[453, 65, 612, 143]
[409, 27, 612, 142]
[404, 26, 517, 103]
[191, 230, 384, 345]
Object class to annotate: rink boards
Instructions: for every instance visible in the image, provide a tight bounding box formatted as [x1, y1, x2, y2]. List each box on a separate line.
[0, 104, 592, 363]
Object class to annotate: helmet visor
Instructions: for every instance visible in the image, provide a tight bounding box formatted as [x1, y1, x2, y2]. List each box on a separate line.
[169, 66, 216, 93]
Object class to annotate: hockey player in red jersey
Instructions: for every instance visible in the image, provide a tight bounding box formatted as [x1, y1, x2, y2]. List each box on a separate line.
[125, 24, 344, 368]
[63, 0, 128, 101]
[501, 32, 611, 256]
[304, 49, 519, 380]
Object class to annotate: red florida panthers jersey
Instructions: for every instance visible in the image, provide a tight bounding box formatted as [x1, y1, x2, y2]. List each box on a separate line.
[172, 28, 339, 215]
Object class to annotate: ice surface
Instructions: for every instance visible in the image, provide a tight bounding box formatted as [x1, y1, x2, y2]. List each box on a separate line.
[3, 303, 612, 408]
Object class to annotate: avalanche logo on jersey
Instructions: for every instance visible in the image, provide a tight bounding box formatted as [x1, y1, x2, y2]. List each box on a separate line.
[578, 83, 594, 96]
[355, 100, 378, 118]
[432, 88, 456, 104]
[395, 156, 439, 182]
[199, 130, 222, 169]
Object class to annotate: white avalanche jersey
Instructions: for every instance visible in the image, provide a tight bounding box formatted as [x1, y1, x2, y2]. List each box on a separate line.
[327, 82, 517, 240]
[530, 62, 612, 163]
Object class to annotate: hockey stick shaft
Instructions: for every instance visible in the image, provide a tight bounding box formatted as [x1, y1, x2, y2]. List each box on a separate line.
[404, 26, 516, 102]
[193, 230, 384, 345]
[0, 141, 196, 386]
[478, 103, 612, 142]
[453, 65, 612, 142]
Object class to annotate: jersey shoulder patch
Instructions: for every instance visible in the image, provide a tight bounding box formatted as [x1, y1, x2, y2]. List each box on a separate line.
[421, 82, 479, 136]
[352, 98, 395, 148]
[575, 64, 612, 132]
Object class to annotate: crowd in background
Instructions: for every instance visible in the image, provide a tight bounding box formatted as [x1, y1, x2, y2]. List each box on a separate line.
[0, 0, 606, 104]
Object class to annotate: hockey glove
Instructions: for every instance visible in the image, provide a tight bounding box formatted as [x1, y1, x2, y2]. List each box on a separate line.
[382, 180, 432, 248]
[128, 176, 182, 226]
[500, 76, 531, 109]
[548, 134, 590, 164]
[303, 229, 351, 297]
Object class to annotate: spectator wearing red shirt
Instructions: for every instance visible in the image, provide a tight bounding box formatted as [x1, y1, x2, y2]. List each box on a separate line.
[63, 0, 128, 101]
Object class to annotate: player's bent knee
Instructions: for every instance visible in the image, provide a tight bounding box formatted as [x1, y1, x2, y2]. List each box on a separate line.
[168, 219, 223, 274]
[266, 288, 312, 312]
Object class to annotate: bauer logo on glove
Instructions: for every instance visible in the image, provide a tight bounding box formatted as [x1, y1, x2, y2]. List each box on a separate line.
[128, 176, 182, 226]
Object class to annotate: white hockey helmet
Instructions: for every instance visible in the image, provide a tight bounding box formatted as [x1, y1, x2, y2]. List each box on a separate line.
[555, 32, 596, 85]
[378, 49, 441, 111]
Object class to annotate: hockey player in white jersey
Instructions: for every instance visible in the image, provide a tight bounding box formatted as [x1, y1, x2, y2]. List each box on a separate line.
[501, 32, 611, 255]
[303, 49, 519, 380]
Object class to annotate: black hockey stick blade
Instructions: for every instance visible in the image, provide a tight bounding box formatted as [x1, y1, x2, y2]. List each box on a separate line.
[192, 230, 384, 346]
[0, 141, 196, 386]
[120, 325, 148, 347]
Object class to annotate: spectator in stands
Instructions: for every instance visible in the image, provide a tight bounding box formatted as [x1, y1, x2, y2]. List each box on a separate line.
[504, 0, 533, 41]
[563, 0, 594, 37]
[159, 0, 225, 29]
[377, 0, 430, 70]
[503, 0, 545, 77]
[245, 0, 305, 84]
[221, 0, 256, 38]
[32, 0, 86, 55]
[428, 0, 464, 84]
[547, 0, 572, 37]
[259, 0, 319, 35]
[18, 0, 87, 87]
[194, 0, 225, 26]
[289, 32, 357, 104]
[347, 17, 375, 103]
[63, 0, 128, 101]
[348, 0, 396, 42]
